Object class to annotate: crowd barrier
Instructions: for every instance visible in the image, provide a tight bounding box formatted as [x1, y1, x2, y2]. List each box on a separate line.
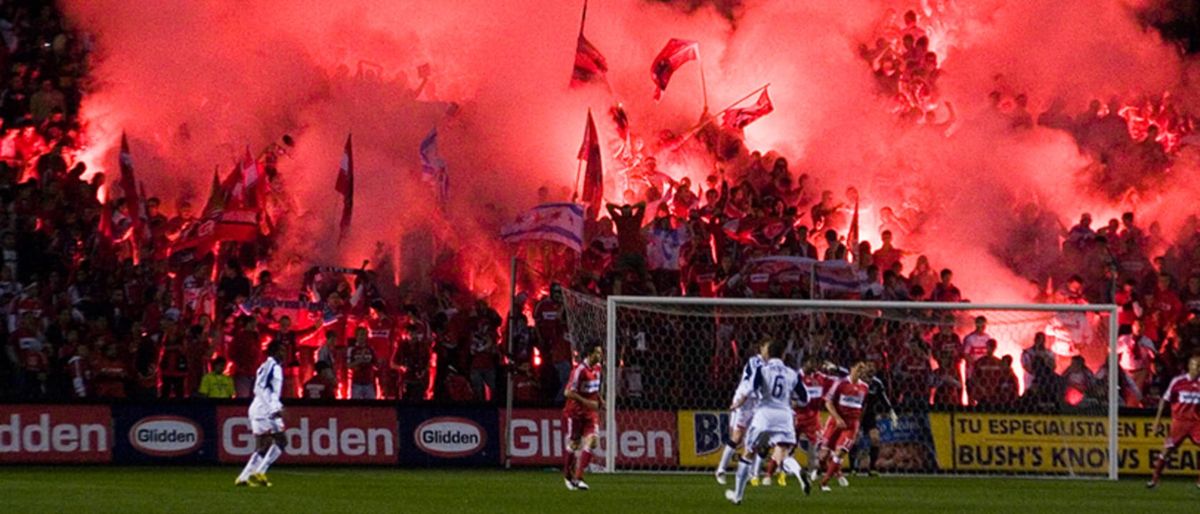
[0, 403, 1195, 475]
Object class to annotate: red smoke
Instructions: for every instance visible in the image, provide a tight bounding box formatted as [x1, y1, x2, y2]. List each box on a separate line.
[59, 0, 1200, 316]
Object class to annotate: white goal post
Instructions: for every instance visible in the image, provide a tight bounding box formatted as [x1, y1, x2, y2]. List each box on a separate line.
[563, 294, 1120, 479]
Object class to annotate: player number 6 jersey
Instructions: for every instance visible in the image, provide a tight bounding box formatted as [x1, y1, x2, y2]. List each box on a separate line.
[752, 358, 807, 412]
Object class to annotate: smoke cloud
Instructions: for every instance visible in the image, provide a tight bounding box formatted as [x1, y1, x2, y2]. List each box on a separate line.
[60, 0, 1200, 303]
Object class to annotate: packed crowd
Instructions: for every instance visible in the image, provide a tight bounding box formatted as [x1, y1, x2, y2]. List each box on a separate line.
[3, 2, 1199, 415]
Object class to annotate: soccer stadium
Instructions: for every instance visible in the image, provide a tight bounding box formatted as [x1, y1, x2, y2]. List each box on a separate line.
[2, 0, 1200, 512]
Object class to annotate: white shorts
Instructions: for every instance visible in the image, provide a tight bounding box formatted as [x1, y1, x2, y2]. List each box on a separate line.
[731, 403, 757, 432]
[744, 408, 796, 451]
[250, 416, 285, 435]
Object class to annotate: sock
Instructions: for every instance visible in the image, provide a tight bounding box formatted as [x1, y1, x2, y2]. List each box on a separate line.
[1151, 454, 1167, 483]
[237, 452, 263, 483]
[718, 443, 737, 473]
[782, 456, 803, 478]
[821, 456, 841, 486]
[574, 448, 593, 482]
[563, 448, 576, 479]
[733, 457, 753, 501]
[765, 458, 778, 477]
[752, 454, 763, 478]
[254, 444, 282, 475]
[869, 445, 880, 472]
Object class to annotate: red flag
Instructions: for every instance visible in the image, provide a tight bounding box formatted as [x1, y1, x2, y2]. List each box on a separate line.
[848, 198, 860, 261]
[169, 209, 259, 265]
[336, 134, 354, 239]
[117, 133, 145, 262]
[237, 147, 263, 208]
[651, 38, 699, 100]
[579, 111, 603, 220]
[201, 167, 224, 215]
[219, 162, 243, 209]
[720, 88, 774, 130]
[571, 33, 608, 87]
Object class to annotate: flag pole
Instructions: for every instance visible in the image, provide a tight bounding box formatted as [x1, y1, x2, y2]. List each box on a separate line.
[573, 159, 584, 202]
[657, 82, 769, 156]
[698, 47, 709, 115]
[578, 0, 588, 37]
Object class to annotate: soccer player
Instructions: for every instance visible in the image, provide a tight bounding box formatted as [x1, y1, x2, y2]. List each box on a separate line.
[794, 358, 835, 480]
[716, 339, 769, 485]
[725, 339, 811, 505]
[1147, 353, 1200, 489]
[563, 344, 603, 491]
[817, 362, 872, 491]
[855, 362, 898, 477]
[235, 342, 287, 487]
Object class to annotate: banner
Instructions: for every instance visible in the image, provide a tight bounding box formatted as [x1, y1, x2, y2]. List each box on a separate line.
[500, 203, 585, 252]
[399, 407, 499, 467]
[113, 404, 216, 463]
[217, 405, 398, 465]
[677, 410, 730, 467]
[504, 408, 677, 467]
[0, 405, 112, 463]
[930, 412, 1199, 476]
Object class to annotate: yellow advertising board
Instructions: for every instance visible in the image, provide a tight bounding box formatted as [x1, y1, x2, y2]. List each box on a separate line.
[931, 413, 1200, 476]
[677, 410, 730, 467]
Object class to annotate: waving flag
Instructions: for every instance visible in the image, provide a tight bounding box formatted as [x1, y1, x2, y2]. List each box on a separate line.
[570, 0, 608, 88]
[117, 133, 147, 262]
[571, 34, 608, 87]
[501, 203, 585, 252]
[651, 38, 699, 100]
[720, 88, 774, 130]
[578, 110, 603, 220]
[336, 134, 354, 240]
[420, 127, 449, 207]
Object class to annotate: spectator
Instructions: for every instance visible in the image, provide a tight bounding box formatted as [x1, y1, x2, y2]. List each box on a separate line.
[969, 339, 1016, 406]
[348, 327, 378, 399]
[961, 316, 991, 377]
[930, 268, 962, 302]
[1020, 332, 1055, 392]
[872, 230, 904, 272]
[227, 316, 263, 398]
[1061, 356, 1098, 407]
[535, 283, 572, 402]
[29, 79, 64, 123]
[1117, 322, 1156, 397]
[303, 361, 337, 399]
[197, 356, 235, 399]
[158, 319, 188, 398]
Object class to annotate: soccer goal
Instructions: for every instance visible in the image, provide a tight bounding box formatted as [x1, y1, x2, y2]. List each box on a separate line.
[562, 292, 1120, 479]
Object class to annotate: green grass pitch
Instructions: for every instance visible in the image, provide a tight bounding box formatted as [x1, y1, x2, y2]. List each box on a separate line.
[0, 467, 1195, 513]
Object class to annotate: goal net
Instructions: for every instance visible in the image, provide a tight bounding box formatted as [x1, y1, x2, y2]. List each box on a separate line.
[563, 292, 1121, 479]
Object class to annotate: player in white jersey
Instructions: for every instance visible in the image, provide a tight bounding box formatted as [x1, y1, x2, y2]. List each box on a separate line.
[725, 339, 812, 505]
[236, 342, 287, 487]
[715, 339, 769, 485]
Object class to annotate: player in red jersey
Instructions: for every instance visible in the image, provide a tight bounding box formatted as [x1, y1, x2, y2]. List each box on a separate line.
[563, 344, 604, 491]
[817, 362, 871, 491]
[1148, 354, 1200, 489]
[794, 358, 835, 475]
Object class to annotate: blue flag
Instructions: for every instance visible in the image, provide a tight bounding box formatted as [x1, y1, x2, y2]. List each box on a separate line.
[419, 127, 448, 206]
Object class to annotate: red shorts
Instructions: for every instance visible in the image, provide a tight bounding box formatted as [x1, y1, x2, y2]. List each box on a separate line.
[819, 416, 860, 453]
[1165, 420, 1200, 449]
[794, 411, 822, 445]
[564, 411, 599, 442]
